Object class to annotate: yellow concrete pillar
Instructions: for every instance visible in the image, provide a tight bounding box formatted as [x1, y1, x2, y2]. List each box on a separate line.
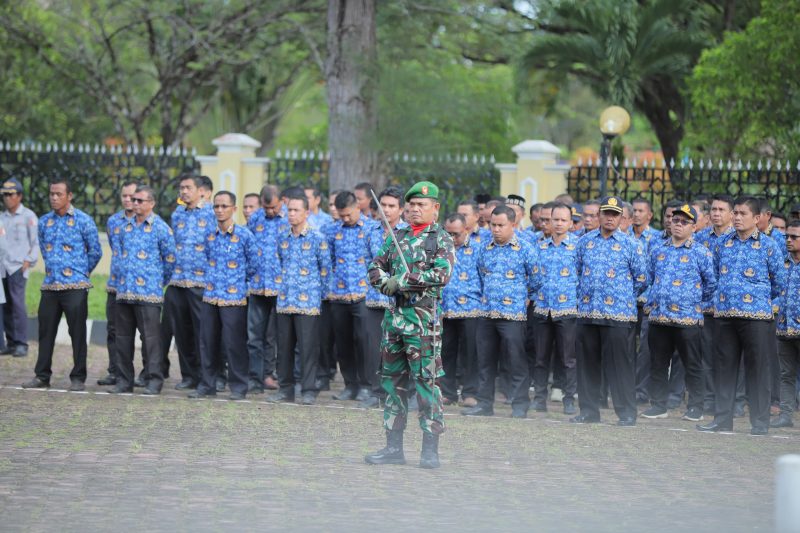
[497, 140, 571, 205]
[196, 133, 269, 224]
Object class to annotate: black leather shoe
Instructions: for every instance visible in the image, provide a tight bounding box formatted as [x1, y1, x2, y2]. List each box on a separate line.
[175, 378, 197, 390]
[696, 421, 733, 432]
[21, 378, 50, 389]
[617, 417, 636, 427]
[315, 378, 330, 391]
[358, 395, 380, 409]
[133, 377, 147, 388]
[532, 399, 547, 412]
[142, 386, 161, 396]
[569, 414, 601, 424]
[510, 409, 527, 419]
[97, 374, 117, 386]
[216, 379, 227, 392]
[247, 380, 264, 394]
[461, 405, 493, 416]
[12, 345, 28, 357]
[365, 430, 406, 465]
[419, 432, 440, 469]
[267, 390, 295, 403]
[332, 387, 358, 401]
[563, 401, 577, 415]
[187, 390, 215, 399]
[108, 384, 133, 394]
[771, 414, 794, 428]
[0, 346, 15, 356]
[355, 388, 371, 402]
[733, 404, 746, 418]
[300, 392, 317, 405]
[750, 426, 768, 436]
[69, 380, 85, 392]
[229, 392, 246, 401]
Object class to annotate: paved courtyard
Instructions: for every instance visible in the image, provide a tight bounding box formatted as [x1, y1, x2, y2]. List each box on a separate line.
[0, 342, 796, 532]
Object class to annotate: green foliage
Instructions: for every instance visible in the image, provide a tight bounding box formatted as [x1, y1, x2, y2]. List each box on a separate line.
[687, 0, 800, 160]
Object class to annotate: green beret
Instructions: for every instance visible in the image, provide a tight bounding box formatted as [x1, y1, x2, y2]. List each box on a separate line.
[404, 181, 439, 202]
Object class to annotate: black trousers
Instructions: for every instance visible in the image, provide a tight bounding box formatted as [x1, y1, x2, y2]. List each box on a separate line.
[777, 338, 800, 415]
[476, 318, 529, 411]
[198, 303, 249, 395]
[768, 320, 780, 404]
[106, 292, 149, 378]
[34, 289, 88, 383]
[577, 322, 636, 420]
[276, 313, 320, 394]
[533, 316, 577, 402]
[364, 307, 386, 397]
[713, 318, 772, 429]
[648, 324, 704, 411]
[165, 286, 204, 383]
[115, 303, 163, 390]
[159, 302, 172, 378]
[330, 300, 369, 390]
[318, 300, 337, 380]
[3, 268, 28, 348]
[701, 313, 716, 410]
[634, 305, 651, 398]
[441, 317, 479, 402]
[247, 294, 277, 383]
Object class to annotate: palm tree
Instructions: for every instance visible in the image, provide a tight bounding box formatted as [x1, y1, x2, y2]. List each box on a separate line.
[519, 0, 708, 164]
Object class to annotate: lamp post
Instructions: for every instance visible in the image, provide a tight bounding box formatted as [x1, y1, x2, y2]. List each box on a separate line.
[598, 106, 631, 197]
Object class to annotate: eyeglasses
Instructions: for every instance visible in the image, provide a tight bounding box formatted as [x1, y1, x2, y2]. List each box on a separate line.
[671, 217, 693, 226]
[131, 198, 151, 204]
[446, 231, 460, 238]
[213, 204, 233, 209]
[787, 234, 800, 240]
[2, 192, 17, 197]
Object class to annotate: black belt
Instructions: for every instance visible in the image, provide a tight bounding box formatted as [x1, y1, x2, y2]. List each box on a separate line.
[395, 294, 434, 308]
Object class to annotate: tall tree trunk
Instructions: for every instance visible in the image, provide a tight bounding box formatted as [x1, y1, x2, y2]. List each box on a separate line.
[325, 0, 380, 192]
[635, 78, 685, 168]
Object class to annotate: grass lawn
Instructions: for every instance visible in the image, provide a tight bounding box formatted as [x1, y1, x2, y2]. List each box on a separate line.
[24, 271, 108, 320]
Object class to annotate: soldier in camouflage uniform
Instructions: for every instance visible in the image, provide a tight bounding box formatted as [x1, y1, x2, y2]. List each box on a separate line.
[365, 181, 455, 469]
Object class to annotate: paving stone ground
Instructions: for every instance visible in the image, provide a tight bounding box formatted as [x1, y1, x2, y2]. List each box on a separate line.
[0, 342, 797, 532]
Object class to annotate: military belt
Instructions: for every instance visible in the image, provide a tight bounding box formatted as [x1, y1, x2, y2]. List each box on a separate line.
[395, 294, 434, 308]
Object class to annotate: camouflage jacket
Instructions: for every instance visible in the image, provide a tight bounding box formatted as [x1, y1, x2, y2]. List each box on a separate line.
[368, 223, 455, 325]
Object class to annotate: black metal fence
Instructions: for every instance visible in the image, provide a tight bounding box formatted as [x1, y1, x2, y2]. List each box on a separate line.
[268, 150, 499, 215]
[0, 141, 499, 227]
[0, 141, 199, 228]
[568, 158, 800, 224]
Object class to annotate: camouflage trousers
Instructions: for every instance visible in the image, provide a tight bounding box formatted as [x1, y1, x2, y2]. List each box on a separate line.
[380, 309, 445, 435]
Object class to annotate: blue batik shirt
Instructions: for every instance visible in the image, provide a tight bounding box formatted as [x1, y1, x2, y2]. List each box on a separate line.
[247, 208, 287, 296]
[630, 226, 663, 304]
[203, 224, 260, 307]
[106, 210, 131, 294]
[308, 210, 333, 231]
[116, 213, 176, 305]
[778, 256, 800, 338]
[276, 224, 332, 315]
[365, 222, 408, 310]
[713, 230, 785, 320]
[646, 238, 716, 327]
[532, 233, 580, 320]
[477, 236, 539, 321]
[170, 203, 216, 288]
[516, 228, 538, 247]
[696, 225, 735, 313]
[575, 229, 647, 324]
[766, 225, 788, 261]
[441, 234, 483, 319]
[326, 214, 381, 303]
[39, 205, 102, 291]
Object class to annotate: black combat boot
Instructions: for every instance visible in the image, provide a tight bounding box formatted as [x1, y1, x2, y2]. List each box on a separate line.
[364, 430, 405, 465]
[419, 432, 440, 469]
